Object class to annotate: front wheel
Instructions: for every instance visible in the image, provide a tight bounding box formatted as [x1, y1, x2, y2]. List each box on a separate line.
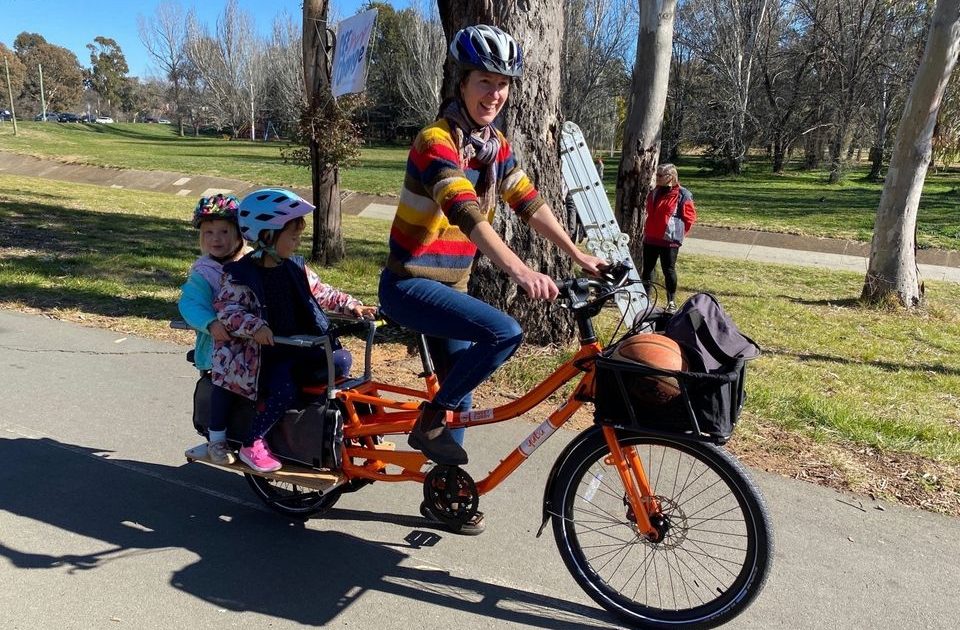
[551, 432, 772, 629]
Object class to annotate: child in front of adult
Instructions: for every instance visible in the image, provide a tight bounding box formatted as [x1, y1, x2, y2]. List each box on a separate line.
[641, 163, 697, 312]
[178, 194, 250, 465]
[211, 188, 377, 473]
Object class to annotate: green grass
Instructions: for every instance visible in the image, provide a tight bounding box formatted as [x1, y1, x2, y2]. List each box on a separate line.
[3, 171, 958, 471]
[0, 122, 406, 195]
[3, 122, 959, 248]
[597, 156, 960, 251]
[0, 174, 382, 327]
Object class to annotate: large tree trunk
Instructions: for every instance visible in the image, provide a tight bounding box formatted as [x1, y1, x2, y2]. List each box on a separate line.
[438, 1, 573, 344]
[862, 0, 960, 307]
[303, 0, 344, 264]
[615, 0, 676, 265]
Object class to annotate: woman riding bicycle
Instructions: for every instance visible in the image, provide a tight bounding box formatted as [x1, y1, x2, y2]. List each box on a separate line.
[378, 24, 604, 469]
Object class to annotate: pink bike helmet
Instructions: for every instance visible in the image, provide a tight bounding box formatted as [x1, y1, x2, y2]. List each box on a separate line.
[192, 194, 240, 228]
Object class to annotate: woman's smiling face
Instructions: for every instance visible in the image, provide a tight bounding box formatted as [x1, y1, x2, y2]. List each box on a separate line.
[460, 70, 511, 126]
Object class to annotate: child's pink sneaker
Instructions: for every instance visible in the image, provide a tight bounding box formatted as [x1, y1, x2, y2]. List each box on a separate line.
[239, 439, 282, 473]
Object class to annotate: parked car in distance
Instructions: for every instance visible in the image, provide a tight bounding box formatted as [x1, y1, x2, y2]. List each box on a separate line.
[157, 118, 171, 124]
[143, 116, 158, 123]
[58, 113, 80, 123]
[0, 110, 12, 121]
[79, 113, 95, 122]
[34, 112, 59, 122]
[95, 116, 114, 124]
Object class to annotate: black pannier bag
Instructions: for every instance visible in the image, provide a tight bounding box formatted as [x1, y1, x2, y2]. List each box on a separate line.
[267, 401, 344, 471]
[192, 375, 343, 470]
[593, 293, 760, 444]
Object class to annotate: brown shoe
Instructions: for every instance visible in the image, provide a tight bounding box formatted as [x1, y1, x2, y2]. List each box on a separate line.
[408, 403, 468, 465]
[420, 501, 485, 535]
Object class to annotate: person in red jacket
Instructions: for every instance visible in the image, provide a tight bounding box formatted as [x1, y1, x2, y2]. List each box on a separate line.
[641, 163, 697, 312]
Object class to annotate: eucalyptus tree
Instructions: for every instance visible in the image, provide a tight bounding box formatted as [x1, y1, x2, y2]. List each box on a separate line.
[396, 0, 445, 129]
[795, 0, 889, 182]
[137, 2, 189, 135]
[677, 0, 771, 173]
[14, 32, 84, 112]
[185, 0, 265, 139]
[86, 36, 129, 116]
[561, 0, 636, 149]
[615, 0, 677, 265]
[754, 1, 817, 173]
[863, 0, 960, 307]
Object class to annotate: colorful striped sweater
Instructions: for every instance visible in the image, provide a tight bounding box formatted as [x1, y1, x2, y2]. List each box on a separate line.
[385, 118, 545, 290]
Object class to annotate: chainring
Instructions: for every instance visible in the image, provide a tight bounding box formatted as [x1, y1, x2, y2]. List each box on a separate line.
[422, 465, 479, 531]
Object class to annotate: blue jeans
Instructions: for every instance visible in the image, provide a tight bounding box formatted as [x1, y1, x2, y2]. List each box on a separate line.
[379, 269, 523, 440]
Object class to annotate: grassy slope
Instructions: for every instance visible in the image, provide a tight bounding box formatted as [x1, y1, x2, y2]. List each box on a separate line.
[2, 122, 959, 249]
[0, 122, 406, 195]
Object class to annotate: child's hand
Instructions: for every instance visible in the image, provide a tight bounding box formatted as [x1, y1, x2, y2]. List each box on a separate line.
[208, 320, 231, 342]
[252, 325, 274, 346]
[351, 305, 378, 320]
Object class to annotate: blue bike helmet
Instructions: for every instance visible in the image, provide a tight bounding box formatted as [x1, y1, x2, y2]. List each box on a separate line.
[237, 188, 315, 243]
[449, 25, 523, 78]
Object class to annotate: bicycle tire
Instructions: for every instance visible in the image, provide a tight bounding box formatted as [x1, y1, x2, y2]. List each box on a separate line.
[551, 431, 772, 629]
[245, 473, 342, 518]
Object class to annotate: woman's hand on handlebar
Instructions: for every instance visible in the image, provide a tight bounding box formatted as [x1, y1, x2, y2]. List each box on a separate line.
[514, 267, 560, 300]
[252, 325, 274, 346]
[573, 251, 608, 277]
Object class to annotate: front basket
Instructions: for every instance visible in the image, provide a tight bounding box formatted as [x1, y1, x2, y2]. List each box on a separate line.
[592, 355, 748, 445]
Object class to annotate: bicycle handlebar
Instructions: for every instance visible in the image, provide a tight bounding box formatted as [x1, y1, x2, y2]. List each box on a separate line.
[556, 260, 635, 315]
[168, 315, 378, 349]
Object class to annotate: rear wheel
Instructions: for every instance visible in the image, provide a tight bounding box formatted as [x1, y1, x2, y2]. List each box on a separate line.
[245, 474, 342, 519]
[551, 431, 772, 629]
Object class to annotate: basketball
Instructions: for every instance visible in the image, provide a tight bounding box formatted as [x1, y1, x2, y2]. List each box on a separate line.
[608, 334, 687, 404]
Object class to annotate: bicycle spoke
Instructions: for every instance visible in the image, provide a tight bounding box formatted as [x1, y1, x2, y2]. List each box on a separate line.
[554, 434, 769, 624]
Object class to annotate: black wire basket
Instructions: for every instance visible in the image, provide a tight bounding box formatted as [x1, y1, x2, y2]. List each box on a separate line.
[592, 353, 748, 445]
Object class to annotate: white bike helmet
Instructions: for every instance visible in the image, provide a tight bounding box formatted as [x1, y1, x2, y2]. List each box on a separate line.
[449, 25, 523, 78]
[237, 188, 315, 243]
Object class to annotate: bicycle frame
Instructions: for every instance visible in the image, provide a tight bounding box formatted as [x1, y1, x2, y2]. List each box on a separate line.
[307, 316, 662, 538]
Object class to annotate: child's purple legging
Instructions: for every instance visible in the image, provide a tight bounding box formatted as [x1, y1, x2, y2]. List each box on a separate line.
[244, 344, 352, 447]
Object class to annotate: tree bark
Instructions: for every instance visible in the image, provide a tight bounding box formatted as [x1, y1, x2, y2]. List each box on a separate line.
[438, 1, 574, 344]
[615, 0, 676, 265]
[862, 0, 960, 306]
[303, 0, 344, 264]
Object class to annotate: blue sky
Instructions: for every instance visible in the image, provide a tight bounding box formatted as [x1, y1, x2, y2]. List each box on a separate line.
[0, 0, 402, 79]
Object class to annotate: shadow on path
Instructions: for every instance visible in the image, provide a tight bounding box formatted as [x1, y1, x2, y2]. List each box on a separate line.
[0, 436, 615, 629]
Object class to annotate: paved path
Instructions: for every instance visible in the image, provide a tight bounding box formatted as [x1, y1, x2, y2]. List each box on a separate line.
[1, 309, 959, 629]
[2, 150, 958, 283]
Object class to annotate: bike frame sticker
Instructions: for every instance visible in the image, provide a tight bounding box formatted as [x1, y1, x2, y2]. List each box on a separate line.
[460, 408, 494, 424]
[519, 418, 556, 457]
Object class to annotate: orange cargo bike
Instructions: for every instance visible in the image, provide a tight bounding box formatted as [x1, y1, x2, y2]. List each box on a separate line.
[181, 262, 772, 629]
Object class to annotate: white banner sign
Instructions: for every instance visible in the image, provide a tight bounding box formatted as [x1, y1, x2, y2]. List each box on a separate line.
[331, 9, 378, 98]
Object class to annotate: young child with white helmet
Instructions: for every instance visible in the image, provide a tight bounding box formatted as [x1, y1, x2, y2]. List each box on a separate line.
[211, 188, 376, 473]
[178, 194, 250, 465]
